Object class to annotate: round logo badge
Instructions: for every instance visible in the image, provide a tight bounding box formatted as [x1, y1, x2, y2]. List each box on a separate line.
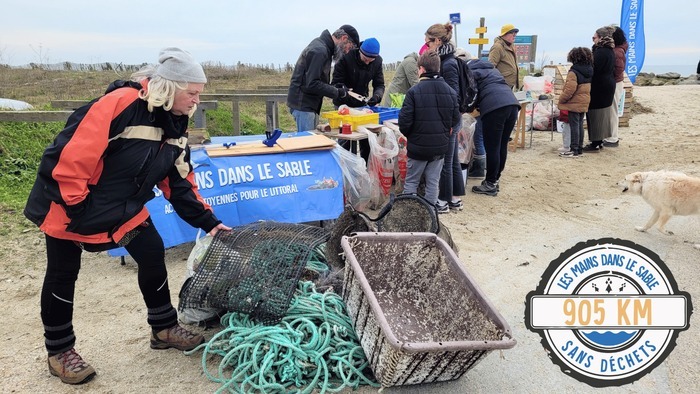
[525, 238, 693, 387]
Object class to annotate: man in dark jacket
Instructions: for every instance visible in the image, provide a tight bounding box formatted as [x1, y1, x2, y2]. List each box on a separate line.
[331, 37, 385, 163]
[287, 25, 360, 132]
[398, 50, 460, 210]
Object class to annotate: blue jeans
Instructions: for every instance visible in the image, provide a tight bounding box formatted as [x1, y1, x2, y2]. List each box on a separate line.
[568, 111, 585, 152]
[290, 109, 319, 132]
[473, 117, 485, 156]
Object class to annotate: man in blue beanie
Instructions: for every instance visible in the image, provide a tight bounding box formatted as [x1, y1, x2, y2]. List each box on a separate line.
[331, 37, 385, 163]
[287, 25, 360, 132]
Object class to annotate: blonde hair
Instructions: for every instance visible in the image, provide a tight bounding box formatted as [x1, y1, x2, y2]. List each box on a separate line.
[425, 23, 454, 44]
[130, 65, 194, 115]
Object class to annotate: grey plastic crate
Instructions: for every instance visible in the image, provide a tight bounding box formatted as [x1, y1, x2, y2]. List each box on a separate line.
[341, 232, 516, 387]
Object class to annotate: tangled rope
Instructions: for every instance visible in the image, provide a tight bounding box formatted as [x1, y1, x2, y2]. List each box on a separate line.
[185, 281, 379, 393]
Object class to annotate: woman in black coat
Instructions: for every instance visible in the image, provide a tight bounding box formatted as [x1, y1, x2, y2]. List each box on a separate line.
[584, 27, 616, 151]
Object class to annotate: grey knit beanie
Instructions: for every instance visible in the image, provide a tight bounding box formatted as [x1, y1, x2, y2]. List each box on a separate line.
[155, 47, 207, 83]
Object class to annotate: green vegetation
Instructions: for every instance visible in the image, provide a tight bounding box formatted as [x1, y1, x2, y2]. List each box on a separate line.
[0, 122, 62, 212]
[0, 66, 369, 226]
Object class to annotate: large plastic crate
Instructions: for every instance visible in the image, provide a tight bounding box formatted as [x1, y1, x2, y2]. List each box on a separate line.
[340, 232, 516, 387]
[320, 111, 379, 130]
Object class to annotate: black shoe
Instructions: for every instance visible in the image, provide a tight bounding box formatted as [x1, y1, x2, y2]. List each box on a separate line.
[559, 150, 579, 158]
[602, 140, 619, 147]
[472, 180, 498, 196]
[448, 199, 463, 211]
[582, 144, 601, 152]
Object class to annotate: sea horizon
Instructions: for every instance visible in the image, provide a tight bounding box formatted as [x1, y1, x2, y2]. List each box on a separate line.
[640, 64, 697, 77]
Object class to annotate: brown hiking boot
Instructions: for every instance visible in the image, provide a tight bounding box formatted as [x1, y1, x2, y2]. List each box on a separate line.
[47, 348, 96, 384]
[150, 324, 205, 351]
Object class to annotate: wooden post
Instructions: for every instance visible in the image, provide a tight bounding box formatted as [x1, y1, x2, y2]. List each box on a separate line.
[232, 101, 241, 135]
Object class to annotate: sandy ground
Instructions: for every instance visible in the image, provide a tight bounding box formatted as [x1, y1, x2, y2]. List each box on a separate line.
[1, 85, 699, 393]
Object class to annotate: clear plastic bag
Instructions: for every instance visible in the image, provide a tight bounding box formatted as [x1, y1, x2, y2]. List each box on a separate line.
[331, 145, 372, 211]
[458, 114, 477, 166]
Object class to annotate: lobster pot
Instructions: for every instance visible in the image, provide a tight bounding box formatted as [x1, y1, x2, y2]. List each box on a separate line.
[340, 232, 516, 387]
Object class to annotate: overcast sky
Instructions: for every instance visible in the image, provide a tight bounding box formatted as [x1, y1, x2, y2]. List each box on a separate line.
[1, 0, 698, 73]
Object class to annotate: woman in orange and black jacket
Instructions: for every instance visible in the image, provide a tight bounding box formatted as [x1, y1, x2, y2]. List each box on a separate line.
[24, 48, 230, 385]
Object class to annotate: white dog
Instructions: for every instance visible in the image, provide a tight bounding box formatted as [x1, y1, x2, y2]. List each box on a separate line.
[618, 171, 700, 238]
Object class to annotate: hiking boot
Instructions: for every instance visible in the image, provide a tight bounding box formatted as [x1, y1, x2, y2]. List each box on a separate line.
[435, 202, 449, 214]
[150, 324, 205, 351]
[48, 348, 96, 385]
[448, 199, 463, 211]
[472, 180, 498, 196]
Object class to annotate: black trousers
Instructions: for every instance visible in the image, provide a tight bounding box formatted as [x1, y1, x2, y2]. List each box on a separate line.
[482, 105, 520, 184]
[40, 219, 177, 355]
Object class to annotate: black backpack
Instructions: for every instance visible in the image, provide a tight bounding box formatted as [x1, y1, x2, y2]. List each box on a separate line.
[455, 58, 479, 113]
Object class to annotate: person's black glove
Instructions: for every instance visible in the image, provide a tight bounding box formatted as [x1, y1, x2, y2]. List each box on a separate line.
[335, 83, 348, 99]
[64, 198, 88, 219]
[366, 94, 381, 107]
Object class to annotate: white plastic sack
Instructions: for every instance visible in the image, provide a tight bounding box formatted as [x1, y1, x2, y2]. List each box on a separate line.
[0, 98, 33, 110]
[383, 122, 408, 193]
[361, 125, 399, 208]
[178, 230, 221, 325]
[522, 75, 554, 96]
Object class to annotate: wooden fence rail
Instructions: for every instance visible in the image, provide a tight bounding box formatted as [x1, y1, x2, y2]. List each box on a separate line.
[201, 93, 287, 135]
[0, 111, 73, 123]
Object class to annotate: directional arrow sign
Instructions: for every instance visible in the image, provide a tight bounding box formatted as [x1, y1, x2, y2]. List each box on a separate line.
[469, 38, 489, 45]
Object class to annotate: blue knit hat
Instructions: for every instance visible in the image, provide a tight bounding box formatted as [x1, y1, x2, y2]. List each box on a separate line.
[360, 38, 380, 58]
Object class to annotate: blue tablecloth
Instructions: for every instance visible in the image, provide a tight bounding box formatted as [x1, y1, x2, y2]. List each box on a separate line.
[108, 134, 343, 256]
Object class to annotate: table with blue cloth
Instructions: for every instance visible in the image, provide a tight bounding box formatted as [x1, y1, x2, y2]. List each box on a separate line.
[109, 133, 344, 257]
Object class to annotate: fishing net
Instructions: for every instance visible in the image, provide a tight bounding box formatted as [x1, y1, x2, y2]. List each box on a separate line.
[178, 221, 329, 325]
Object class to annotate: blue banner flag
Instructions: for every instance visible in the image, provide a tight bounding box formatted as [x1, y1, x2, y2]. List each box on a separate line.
[620, 0, 645, 83]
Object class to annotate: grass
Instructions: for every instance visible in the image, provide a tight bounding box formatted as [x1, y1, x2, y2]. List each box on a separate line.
[0, 66, 368, 227]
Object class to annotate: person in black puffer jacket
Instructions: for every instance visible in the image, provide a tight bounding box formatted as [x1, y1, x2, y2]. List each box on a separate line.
[398, 50, 460, 210]
[467, 59, 520, 196]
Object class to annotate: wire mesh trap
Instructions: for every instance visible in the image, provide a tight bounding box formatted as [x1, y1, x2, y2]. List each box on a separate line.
[376, 193, 439, 233]
[325, 207, 372, 269]
[178, 221, 329, 325]
[326, 194, 457, 272]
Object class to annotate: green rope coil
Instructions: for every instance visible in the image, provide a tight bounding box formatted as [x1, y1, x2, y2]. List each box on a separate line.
[185, 281, 380, 393]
